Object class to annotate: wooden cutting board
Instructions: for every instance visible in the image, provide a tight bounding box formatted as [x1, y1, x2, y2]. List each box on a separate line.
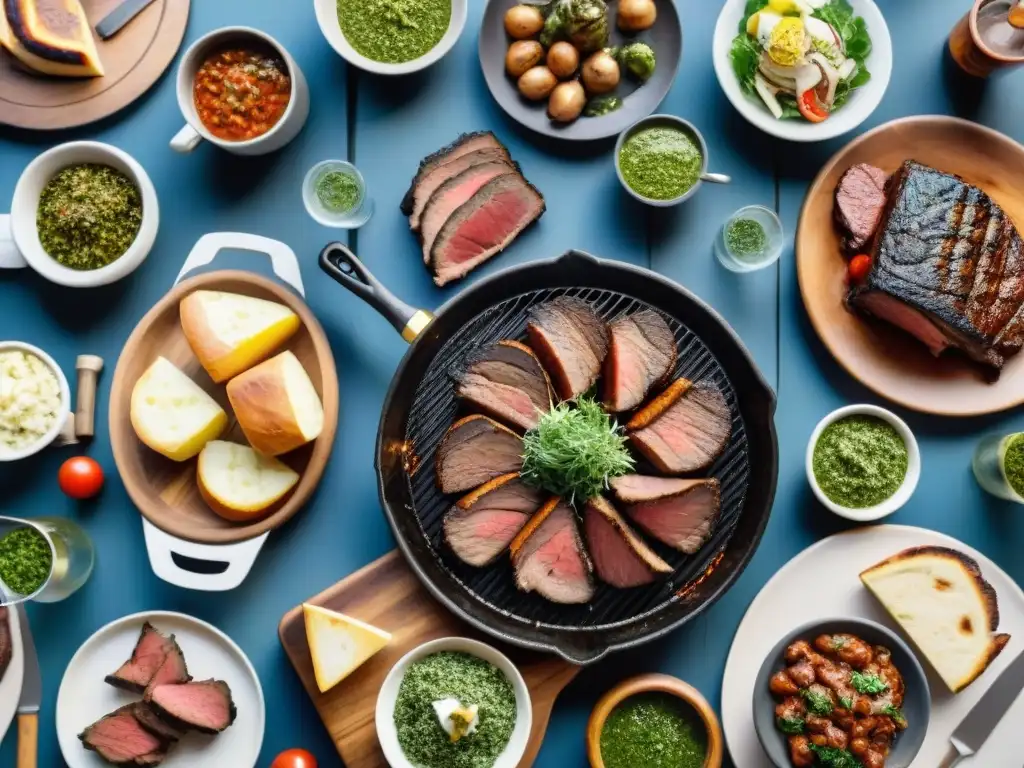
[279, 552, 580, 768]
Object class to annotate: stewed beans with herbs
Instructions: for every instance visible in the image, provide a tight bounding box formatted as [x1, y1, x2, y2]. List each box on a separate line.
[193, 47, 291, 142]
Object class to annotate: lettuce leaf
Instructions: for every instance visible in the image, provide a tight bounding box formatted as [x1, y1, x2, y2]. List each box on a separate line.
[730, 33, 761, 94]
[814, 0, 873, 107]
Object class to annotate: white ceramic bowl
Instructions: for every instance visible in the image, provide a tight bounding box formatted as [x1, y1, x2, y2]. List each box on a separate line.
[712, 0, 893, 142]
[376, 637, 532, 768]
[2, 142, 158, 287]
[806, 404, 920, 522]
[314, 0, 468, 75]
[0, 342, 71, 462]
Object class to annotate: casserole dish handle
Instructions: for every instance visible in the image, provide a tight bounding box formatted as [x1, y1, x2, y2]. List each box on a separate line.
[142, 232, 303, 591]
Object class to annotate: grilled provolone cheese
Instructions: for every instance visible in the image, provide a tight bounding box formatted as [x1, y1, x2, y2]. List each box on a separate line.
[0, 0, 104, 78]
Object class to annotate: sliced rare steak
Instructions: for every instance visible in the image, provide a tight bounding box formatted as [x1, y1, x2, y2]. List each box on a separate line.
[409, 148, 514, 231]
[105, 623, 174, 693]
[435, 415, 524, 494]
[627, 379, 732, 474]
[429, 174, 546, 287]
[401, 132, 508, 215]
[0, 607, 11, 684]
[147, 679, 238, 734]
[443, 473, 544, 566]
[79, 704, 169, 766]
[510, 498, 595, 604]
[603, 309, 677, 412]
[848, 160, 1024, 375]
[583, 496, 672, 588]
[419, 162, 515, 264]
[132, 703, 183, 743]
[143, 636, 191, 697]
[610, 475, 722, 554]
[526, 296, 610, 400]
[834, 163, 888, 253]
[456, 339, 553, 431]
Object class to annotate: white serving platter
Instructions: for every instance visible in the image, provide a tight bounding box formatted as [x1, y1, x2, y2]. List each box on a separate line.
[0, 605, 24, 741]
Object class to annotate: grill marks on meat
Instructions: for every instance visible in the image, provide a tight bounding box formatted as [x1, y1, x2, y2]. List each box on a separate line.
[147, 679, 238, 734]
[627, 379, 732, 473]
[835, 164, 889, 254]
[443, 473, 543, 566]
[511, 498, 595, 604]
[435, 415, 524, 494]
[401, 132, 508, 216]
[409, 148, 514, 231]
[0, 607, 10, 684]
[583, 496, 672, 588]
[603, 310, 676, 412]
[79, 705, 169, 766]
[610, 474, 721, 554]
[106, 623, 175, 694]
[456, 340, 553, 431]
[527, 297, 610, 400]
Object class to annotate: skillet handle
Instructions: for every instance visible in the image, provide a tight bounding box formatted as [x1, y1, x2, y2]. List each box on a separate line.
[319, 242, 433, 343]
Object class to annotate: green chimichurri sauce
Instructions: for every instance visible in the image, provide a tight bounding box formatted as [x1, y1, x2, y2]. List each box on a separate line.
[337, 0, 451, 64]
[726, 218, 767, 258]
[0, 526, 52, 596]
[600, 693, 708, 768]
[315, 169, 361, 213]
[618, 127, 703, 201]
[813, 415, 908, 508]
[1001, 433, 1024, 497]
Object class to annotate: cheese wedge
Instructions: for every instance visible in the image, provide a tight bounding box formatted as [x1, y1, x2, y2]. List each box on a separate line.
[180, 290, 301, 384]
[0, 0, 104, 78]
[197, 441, 300, 522]
[860, 546, 1011, 693]
[302, 604, 391, 693]
[131, 357, 227, 462]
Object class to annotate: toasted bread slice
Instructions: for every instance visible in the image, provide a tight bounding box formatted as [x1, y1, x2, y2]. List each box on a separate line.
[197, 441, 299, 522]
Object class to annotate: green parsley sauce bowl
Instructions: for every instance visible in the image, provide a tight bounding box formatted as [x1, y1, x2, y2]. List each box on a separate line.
[806, 404, 921, 523]
[753, 617, 930, 768]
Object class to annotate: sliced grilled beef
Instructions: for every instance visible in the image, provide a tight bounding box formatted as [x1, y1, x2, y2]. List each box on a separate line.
[105, 623, 173, 694]
[443, 473, 544, 566]
[456, 340, 553, 430]
[835, 163, 888, 253]
[436, 415, 524, 494]
[147, 679, 237, 734]
[409, 148, 514, 232]
[848, 160, 1024, 375]
[132, 703, 182, 743]
[603, 309, 676, 412]
[401, 132, 508, 215]
[527, 296, 610, 400]
[143, 636, 190, 697]
[610, 475, 721, 554]
[0, 607, 11, 683]
[511, 497, 595, 604]
[429, 174, 546, 287]
[583, 496, 672, 588]
[79, 705, 169, 765]
[627, 379, 732, 474]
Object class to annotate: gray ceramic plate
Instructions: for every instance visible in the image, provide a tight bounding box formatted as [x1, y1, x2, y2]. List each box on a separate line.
[478, 0, 682, 141]
[752, 618, 930, 768]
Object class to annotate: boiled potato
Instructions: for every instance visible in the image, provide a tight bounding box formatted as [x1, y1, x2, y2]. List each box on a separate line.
[518, 66, 558, 101]
[546, 41, 580, 79]
[618, 0, 657, 32]
[548, 80, 586, 122]
[506, 40, 544, 78]
[581, 51, 620, 94]
[505, 4, 545, 39]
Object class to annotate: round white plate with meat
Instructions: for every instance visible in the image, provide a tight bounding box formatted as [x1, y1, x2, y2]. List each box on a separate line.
[56, 611, 264, 768]
[0, 605, 25, 742]
[722, 525, 1024, 766]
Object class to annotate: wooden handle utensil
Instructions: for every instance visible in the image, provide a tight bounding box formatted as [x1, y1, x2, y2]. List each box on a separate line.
[75, 355, 104, 438]
[17, 712, 37, 768]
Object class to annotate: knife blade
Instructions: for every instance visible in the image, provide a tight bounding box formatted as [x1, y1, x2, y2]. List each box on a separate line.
[948, 650, 1024, 760]
[15, 602, 40, 715]
[95, 0, 159, 40]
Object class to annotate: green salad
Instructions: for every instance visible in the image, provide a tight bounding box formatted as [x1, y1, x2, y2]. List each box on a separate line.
[730, 0, 871, 123]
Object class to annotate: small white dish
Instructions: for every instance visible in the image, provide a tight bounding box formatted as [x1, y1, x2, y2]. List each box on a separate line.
[0, 342, 71, 462]
[715, 204, 784, 273]
[303, 160, 374, 229]
[314, 0, 468, 75]
[806, 404, 920, 522]
[712, 0, 893, 142]
[0, 142, 159, 287]
[376, 636, 532, 768]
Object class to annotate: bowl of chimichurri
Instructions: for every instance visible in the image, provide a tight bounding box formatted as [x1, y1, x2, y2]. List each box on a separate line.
[806, 405, 921, 522]
[587, 673, 724, 768]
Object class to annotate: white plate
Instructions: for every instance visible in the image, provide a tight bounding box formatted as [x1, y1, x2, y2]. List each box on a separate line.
[712, 0, 893, 142]
[722, 525, 1024, 766]
[0, 606, 24, 741]
[56, 611, 265, 768]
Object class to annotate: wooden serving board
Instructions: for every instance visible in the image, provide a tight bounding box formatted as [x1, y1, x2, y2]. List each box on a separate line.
[279, 552, 580, 768]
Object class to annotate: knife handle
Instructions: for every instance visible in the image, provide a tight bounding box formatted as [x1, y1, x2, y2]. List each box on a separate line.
[938, 743, 964, 768]
[17, 713, 37, 768]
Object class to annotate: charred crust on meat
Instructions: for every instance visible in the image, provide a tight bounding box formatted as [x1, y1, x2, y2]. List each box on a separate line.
[401, 131, 504, 213]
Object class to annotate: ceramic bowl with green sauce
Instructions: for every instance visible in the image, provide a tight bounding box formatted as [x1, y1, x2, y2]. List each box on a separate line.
[806, 404, 921, 523]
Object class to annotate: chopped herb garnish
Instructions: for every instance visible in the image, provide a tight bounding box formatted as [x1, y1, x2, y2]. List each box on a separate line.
[776, 716, 805, 734]
[850, 671, 888, 695]
[880, 704, 905, 725]
[800, 688, 833, 716]
[838, 696, 853, 710]
[830, 636, 848, 650]
[809, 744, 863, 768]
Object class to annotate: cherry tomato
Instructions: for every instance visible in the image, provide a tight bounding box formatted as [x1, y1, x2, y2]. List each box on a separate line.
[270, 749, 317, 768]
[798, 89, 829, 123]
[58, 457, 104, 499]
[848, 254, 873, 283]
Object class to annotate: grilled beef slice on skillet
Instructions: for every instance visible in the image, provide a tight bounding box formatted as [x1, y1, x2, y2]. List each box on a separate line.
[456, 340, 554, 431]
[848, 160, 1024, 375]
[435, 415, 524, 494]
[105, 622, 175, 693]
[401, 131, 509, 216]
[610, 475, 722, 554]
[0, 607, 11, 683]
[834, 163, 889, 253]
[603, 309, 677, 412]
[583, 496, 673, 588]
[627, 379, 732, 474]
[409, 148, 514, 232]
[142, 636, 191, 697]
[443, 473, 544, 567]
[146, 679, 237, 734]
[510, 498, 596, 604]
[527, 296, 610, 400]
[79, 704, 170, 765]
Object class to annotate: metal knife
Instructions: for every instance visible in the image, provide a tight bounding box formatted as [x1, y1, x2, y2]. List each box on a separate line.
[15, 602, 40, 768]
[939, 650, 1024, 767]
[95, 0, 159, 40]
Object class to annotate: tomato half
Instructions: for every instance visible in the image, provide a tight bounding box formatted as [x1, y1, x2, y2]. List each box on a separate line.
[798, 90, 829, 123]
[848, 254, 873, 283]
[270, 749, 317, 768]
[58, 457, 104, 499]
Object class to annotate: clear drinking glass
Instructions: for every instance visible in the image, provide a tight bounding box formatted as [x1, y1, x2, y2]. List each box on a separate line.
[302, 159, 374, 229]
[972, 433, 1024, 503]
[0, 515, 95, 606]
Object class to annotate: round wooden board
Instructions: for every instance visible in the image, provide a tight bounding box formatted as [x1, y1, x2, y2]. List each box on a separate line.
[109, 270, 340, 545]
[796, 116, 1024, 416]
[0, 0, 190, 130]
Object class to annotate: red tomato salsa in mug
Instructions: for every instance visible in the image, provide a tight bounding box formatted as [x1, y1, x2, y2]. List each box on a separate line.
[193, 47, 292, 142]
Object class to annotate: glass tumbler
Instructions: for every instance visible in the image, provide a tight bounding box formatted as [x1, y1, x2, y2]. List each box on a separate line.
[972, 433, 1024, 503]
[0, 515, 95, 605]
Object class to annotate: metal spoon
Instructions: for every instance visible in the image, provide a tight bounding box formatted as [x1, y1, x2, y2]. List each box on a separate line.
[701, 172, 732, 185]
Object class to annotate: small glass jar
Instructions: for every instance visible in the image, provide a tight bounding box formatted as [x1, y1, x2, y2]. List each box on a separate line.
[972, 432, 1024, 503]
[303, 160, 373, 229]
[0, 515, 95, 606]
[715, 205, 784, 273]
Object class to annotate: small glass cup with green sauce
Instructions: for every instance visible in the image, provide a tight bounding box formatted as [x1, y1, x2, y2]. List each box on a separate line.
[972, 432, 1024, 503]
[0, 515, 94, 606]
[303, 159, 373, 229]
[714, 205, 784, 273]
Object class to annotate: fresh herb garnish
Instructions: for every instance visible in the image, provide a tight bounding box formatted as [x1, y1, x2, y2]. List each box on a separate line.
[776, 716, 805, 734]
[809, 744, 863, 768]
[830, 636, 848, 650]
[800, 687, 833, 716]
[838, 696, 853, 710]
[880, 704, 906, 725]
[850, 671, 888, 695]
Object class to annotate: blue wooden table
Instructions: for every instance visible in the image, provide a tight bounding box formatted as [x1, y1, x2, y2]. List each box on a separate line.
[2, 0, 1023, 765]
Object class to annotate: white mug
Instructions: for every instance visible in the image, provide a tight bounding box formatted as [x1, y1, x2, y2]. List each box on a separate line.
[170, 27, 310, 156]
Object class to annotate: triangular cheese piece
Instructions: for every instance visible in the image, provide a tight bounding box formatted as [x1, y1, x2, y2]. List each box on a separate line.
[302, 604, 391, 693]
[1, 0, 104, 78]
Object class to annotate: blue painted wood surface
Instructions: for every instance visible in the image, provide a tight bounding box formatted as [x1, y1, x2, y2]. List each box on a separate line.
[1, 0, 1023, 765]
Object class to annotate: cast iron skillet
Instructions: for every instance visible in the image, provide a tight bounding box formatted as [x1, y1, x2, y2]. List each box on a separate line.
[320, 245, 778, 665]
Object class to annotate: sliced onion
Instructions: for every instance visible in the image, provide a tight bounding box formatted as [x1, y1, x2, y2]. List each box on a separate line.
[806, 51, 840, 106]
[754, 73, 785, 119]
[838, 58, 857, 81]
